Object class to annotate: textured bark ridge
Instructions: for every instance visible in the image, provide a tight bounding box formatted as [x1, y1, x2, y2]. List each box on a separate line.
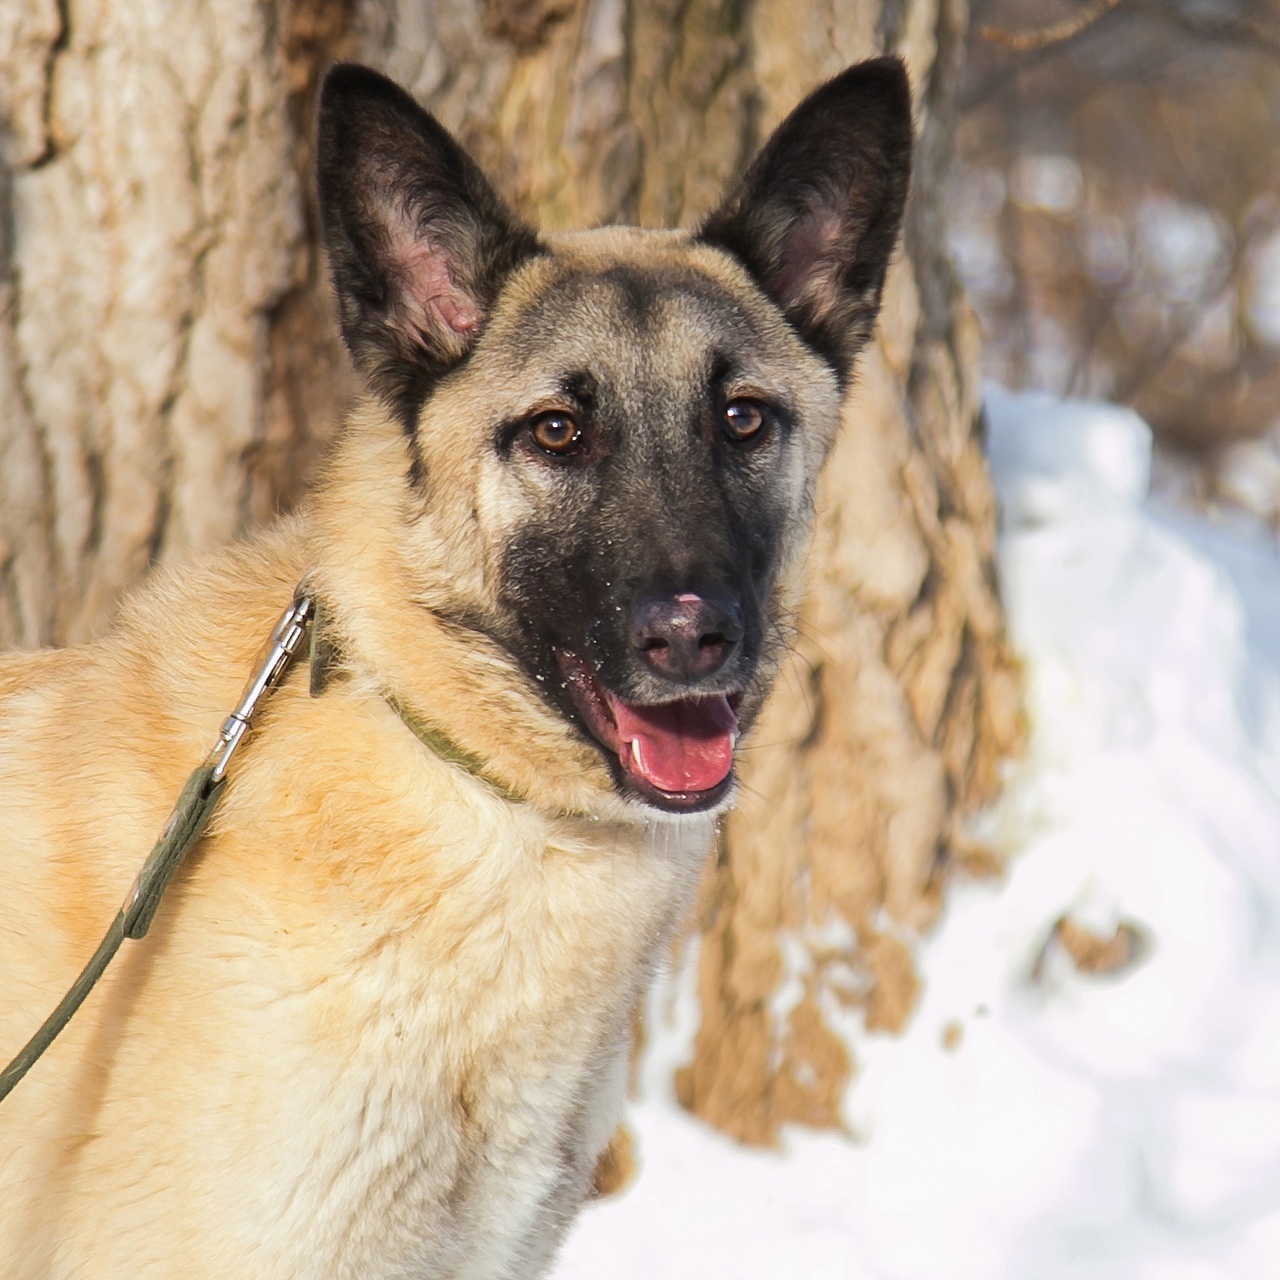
[0, 0, 314, 646]
[0, 0, 1020, 1143]
[667, 0, 1022, 1146]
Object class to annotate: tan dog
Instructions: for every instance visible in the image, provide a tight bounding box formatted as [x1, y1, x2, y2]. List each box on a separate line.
[0, 60, 911, 1278]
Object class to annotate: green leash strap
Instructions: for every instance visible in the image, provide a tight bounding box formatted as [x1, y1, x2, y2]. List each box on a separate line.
[0, 591, 314, 1106]
[1, 584, 527, 1105]
[0, 914, 127, 1105]
[0, 765, 225, 1104]
[121, 765, 227, 940]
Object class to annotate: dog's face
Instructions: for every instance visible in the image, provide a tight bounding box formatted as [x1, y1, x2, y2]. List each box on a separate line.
[317, 63, 911, 814]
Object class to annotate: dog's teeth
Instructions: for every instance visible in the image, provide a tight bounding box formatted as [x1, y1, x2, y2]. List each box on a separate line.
[630, 738, 643, 769]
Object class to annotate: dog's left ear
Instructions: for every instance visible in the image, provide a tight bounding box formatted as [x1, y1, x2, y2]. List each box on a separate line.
[317, 63, 542, 426]
[699, 58, 913, 383]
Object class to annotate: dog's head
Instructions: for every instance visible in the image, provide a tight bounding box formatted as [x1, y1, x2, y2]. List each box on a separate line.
[316, 62, 912, 816]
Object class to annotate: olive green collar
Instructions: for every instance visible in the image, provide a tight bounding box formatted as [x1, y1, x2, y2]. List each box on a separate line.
[308, 595, 527, 804]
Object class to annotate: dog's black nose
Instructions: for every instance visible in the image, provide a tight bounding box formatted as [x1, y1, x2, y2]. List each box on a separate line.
[630, 592, 744, 681]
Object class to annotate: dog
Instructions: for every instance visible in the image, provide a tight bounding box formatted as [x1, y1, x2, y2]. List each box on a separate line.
[0, 57, 911, 1279]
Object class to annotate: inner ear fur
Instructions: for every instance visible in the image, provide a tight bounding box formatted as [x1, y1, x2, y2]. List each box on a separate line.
[698, 58, 914, 383]
[316, 63, 543, 429]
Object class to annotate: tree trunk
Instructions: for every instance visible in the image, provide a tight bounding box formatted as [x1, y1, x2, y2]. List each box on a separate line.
[0, 0, 1020, 1143]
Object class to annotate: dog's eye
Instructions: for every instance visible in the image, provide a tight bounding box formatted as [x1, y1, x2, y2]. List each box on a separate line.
[722, 398, 769, 445]
[529, 412, 582, 457]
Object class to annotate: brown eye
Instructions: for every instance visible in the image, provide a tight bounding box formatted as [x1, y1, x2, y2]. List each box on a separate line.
[530, 411, 582, 456]
[722, 398, 768, 444]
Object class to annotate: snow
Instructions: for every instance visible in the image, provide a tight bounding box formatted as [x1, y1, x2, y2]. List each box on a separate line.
[552, 386, 1280, 1279]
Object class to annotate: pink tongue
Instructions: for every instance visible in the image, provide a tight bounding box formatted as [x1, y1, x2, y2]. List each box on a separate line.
[610, 695, 738, 793]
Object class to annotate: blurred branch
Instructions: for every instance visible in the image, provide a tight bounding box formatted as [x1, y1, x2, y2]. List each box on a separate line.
[979, 0, 1124, 52]
[1000, 169, 1033, 388]
[1064, 288, 1121, 398]
[962, 1, 1280, 111]
[960, 2, 1135, 110]
[1113, 272, 1235, 406]
[1135, 0, 1280, 62]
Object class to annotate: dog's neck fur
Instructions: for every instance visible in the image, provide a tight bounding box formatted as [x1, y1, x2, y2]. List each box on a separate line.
[303, 397, 634, 822]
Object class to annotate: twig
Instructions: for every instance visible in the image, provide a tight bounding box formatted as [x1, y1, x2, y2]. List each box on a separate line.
[980, 0, 1125, 52]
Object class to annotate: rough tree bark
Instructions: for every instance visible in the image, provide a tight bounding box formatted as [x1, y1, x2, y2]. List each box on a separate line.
[0, 0, 1020, 1144]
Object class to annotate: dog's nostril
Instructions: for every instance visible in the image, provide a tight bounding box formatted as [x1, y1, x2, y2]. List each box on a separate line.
[630, 592, 742, 680]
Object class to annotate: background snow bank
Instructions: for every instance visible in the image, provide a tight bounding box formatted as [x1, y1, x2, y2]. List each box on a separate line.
[554, 388, 1280, 1279]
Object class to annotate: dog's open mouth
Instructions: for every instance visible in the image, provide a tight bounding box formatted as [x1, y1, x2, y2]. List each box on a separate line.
[556, 651, 740, 811]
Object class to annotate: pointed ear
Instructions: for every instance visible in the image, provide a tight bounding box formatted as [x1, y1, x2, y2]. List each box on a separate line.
[698, 58, 913, 383]
[316, 63, 543, 427]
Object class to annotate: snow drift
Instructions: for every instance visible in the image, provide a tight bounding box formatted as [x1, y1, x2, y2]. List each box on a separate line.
[554, 387, 1280, 1280]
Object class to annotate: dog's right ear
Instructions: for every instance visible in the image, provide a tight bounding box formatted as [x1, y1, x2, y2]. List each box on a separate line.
[317, 64, 542, 428]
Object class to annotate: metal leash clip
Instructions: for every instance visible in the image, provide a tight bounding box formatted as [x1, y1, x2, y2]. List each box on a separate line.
[207, 592, 315, 782]
[122, 586, 317, 935]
